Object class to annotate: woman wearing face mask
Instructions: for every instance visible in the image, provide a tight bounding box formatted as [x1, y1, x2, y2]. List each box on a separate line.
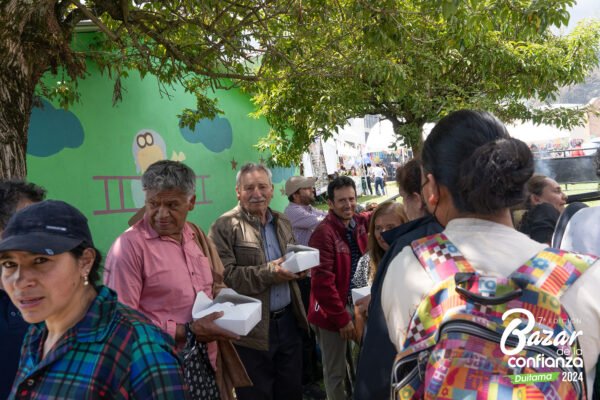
[0, 200, 186, 399]
[381, 110, 600, 398]
[352, 201, 407, 289]
[351, 202, 407, 342]
[517, 174, 567, 245]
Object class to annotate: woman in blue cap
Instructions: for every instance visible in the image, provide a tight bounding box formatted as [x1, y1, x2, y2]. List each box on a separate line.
[0, 200, 187, 399]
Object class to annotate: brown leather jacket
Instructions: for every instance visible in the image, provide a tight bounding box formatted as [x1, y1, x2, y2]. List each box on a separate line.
[208, 205, 309, 351]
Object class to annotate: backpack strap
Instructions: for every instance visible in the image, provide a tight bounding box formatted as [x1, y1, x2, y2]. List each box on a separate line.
[510, 248, 598, 298]
[411, 233, 474, 284]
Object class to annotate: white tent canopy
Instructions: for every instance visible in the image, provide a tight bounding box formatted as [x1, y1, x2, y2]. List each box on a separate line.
[506, 120, 586, 143]
[336, 118, 366, 145]
[365, 119, 397, 152]
[322, 137, 339, 174]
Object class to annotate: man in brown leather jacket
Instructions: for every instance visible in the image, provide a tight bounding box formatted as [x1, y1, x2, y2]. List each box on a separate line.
[209, 163, 309, 400]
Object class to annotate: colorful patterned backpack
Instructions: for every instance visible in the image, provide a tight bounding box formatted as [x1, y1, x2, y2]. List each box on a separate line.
[391, 233, 597, 400]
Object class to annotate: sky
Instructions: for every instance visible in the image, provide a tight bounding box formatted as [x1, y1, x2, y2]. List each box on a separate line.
[567, 0, 600, 31]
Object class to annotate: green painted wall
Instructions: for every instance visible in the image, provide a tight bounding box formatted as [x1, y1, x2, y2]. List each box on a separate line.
[26, 47, 295, 256]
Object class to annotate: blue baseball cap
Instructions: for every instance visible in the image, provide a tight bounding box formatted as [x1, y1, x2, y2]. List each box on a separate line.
[0, 200, 93, 255]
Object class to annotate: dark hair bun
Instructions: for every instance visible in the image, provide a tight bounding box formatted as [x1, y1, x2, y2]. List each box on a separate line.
[457, 138, 533, 214]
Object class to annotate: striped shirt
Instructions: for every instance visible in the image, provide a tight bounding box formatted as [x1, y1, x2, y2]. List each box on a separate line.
[261, 210, 290, 310]
[284, 202, 327, 246]
[9, 286, 187, 399]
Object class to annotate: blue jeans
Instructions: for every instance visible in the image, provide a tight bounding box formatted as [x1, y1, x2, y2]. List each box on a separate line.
[374, 177, 385, 195]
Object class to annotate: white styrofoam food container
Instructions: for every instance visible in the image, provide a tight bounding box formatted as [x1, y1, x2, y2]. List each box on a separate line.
[281, 244, 320, 273]
[192, 288, 262, 336]
[351, 286, 371, 305]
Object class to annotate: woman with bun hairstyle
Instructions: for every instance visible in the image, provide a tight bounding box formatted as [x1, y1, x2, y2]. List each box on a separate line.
[518, 174, 567, 245]
[381, 110, 600, 395]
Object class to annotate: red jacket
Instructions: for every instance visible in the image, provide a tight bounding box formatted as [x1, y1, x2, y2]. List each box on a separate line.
[308, 211, 369, 331]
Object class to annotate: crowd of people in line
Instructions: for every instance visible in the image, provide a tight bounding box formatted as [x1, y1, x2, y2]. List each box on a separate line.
[337, 163, 390, 197]
[1, 109, 600, 399]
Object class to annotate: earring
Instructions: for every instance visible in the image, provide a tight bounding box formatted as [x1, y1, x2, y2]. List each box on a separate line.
[428, 194, 438, 206]
[83, 275, 89, 286]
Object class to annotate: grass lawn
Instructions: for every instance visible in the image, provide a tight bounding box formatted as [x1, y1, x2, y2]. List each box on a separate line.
[314, 181, 400, 211]
[563, 182, 600, 207]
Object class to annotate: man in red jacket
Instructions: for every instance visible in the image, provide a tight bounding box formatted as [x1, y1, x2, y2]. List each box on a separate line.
[308, 176, 369, 400]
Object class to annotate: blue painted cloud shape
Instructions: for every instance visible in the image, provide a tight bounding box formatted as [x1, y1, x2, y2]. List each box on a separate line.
[180, 116, 233, 152]
[271, 166, 296, 184]
[27, 99, 84, 157]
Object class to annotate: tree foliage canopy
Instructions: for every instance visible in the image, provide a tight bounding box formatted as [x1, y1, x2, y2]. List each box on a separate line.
[1, 0, 599, 177]
[39, 0, 300, 122]
[559, 67, 600, 103]
[252, 0, 600, 164]
[0, 0, 299, 177]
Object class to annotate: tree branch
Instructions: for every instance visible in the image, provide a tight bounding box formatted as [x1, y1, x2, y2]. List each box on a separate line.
[69, 0, 120, 42]
[133, 21, 258, 81]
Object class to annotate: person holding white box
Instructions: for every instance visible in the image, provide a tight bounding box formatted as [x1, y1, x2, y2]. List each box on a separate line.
[210, 163, 309, 400]
[308, 176, 369, 400]
[105, 161, 249, 400]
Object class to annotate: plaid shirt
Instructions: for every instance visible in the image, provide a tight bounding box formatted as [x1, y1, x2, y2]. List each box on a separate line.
[9, 286, 187, 399]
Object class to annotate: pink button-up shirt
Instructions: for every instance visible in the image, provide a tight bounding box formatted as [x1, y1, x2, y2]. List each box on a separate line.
[104, 215, 217, 367]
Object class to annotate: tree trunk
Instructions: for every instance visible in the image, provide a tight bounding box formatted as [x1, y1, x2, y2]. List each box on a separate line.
[0, 141, 27, 179]
[386, 115, 425, 158]
[0, 2, 41, 179]
[0, 0, 79, 179]
[408, 123, 424, 156]
[0, 55, 34, 179]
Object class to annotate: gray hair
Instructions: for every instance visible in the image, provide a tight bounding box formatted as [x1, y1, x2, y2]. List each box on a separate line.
[142, 160, 196, 196]
[236, 163, 273, 187]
